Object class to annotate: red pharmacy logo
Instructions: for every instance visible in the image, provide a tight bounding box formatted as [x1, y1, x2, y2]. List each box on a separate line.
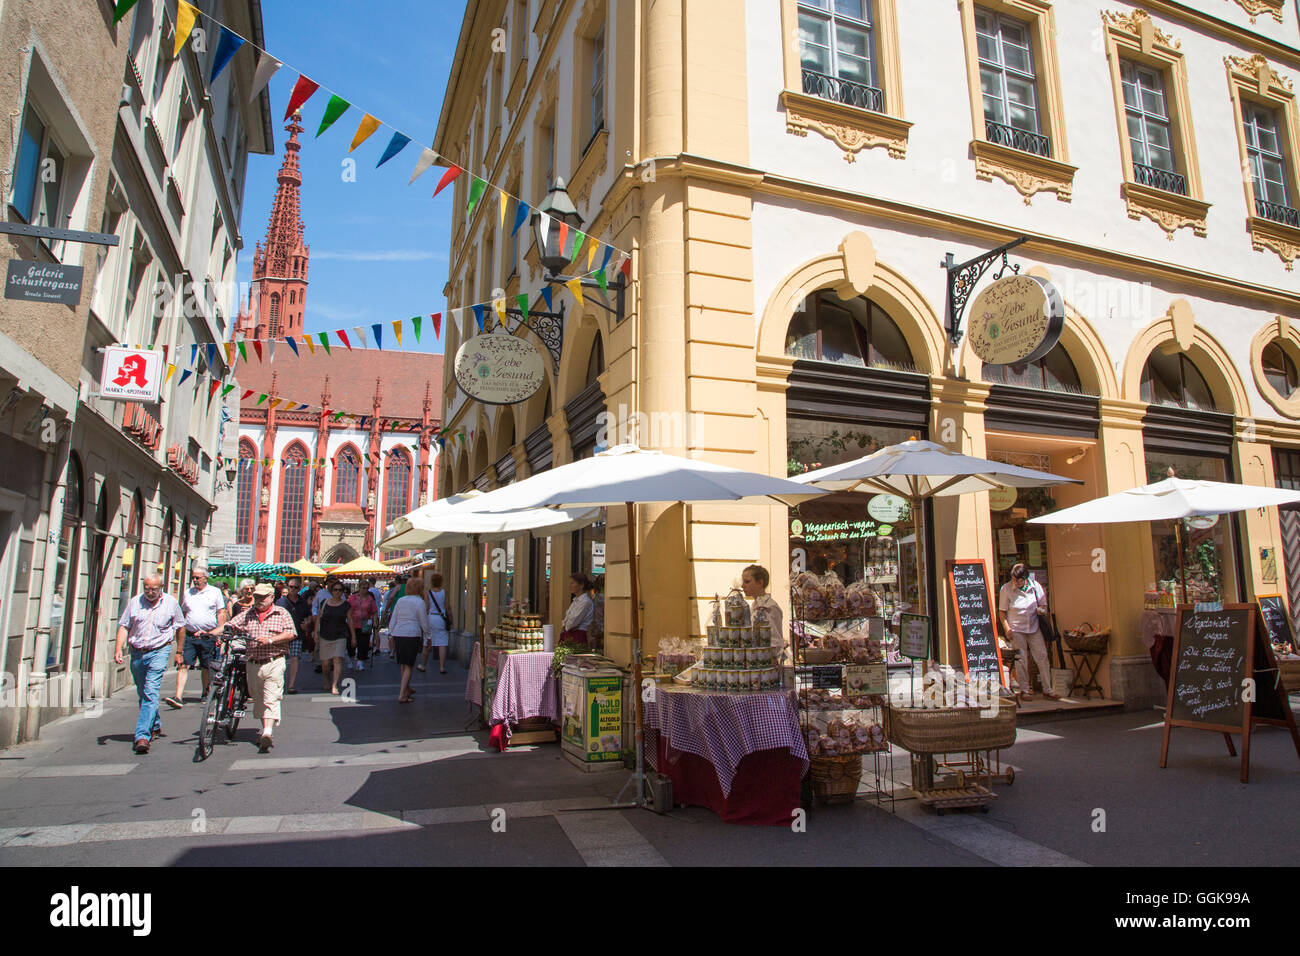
[112, 355, 148, 388]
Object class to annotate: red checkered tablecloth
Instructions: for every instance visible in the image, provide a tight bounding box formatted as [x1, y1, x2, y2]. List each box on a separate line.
[643, 686, 808, 797]
[465, 644, 557, 741]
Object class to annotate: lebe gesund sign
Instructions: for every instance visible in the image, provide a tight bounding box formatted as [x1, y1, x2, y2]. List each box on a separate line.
[453, 333, 546, 405]
[967, 274, 1065, 366]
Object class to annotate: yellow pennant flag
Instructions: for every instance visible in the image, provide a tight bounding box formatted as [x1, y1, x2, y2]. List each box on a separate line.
[392, 319, 403, 346]
[225, 342, 235, 365]
[498, 191, 508, 230]
[174, 1, 199, 57]
[349, 114, 382, 152]
[493, 297, 506, 325]
[164, 364, 177, 384]
[268, 398, 282, 410]
[587, 236, 599, 270]
[565, 277, 584, 306]
[303, 334, 315, 355]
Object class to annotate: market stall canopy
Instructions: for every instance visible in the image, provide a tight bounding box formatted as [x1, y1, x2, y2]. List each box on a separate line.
[466, 443, 828, 511]
[790, 439, 1080, 498]
[236, 562, 294, 577]
[288, 558, 327, 578]
[1027, 476, 1300, 524]
[330, 556, 396, 576]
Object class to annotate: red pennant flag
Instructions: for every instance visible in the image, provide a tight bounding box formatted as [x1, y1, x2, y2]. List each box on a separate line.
[338, 330, 352, 351]
[252, 340, 263, 362]
[284, 75, 320, 120]
[431, 313, 441, 338]
[433, 165, 462, 197]
[208, 379, 222, 401]
[620, 254, 632, 279]
[241, 389, 254, 400]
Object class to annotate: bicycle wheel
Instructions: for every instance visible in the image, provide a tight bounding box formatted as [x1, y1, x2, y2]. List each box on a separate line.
[196, 683, 224, 761]
[220, 679, 240, 741]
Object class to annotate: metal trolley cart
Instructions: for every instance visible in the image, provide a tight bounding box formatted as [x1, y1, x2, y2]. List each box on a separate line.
[886, 699, 1017, 814]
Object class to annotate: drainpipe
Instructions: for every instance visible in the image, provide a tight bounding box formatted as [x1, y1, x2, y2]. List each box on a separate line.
[26, 428, 72, 740]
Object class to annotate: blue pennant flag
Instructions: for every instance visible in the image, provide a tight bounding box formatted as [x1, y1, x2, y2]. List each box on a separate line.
[472, 303, 485, 331]
[178, 369, 193, 386]
[189, 344, 198, 365]
[210, 28, 245, 83]
[206, 342, 217, 367]
[511, 202, 530, 236]
[372, 323, 383, 349]
[600, 245, 613, 272]
[285, 336, 299, 357]
[540, 286, 554, 312]
[376, 132, 411, 168]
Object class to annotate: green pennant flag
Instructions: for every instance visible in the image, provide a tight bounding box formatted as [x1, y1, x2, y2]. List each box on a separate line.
[569, 231, 586, 264]
[318, 332, 331, 355]
[467, 177, 486, 216]
[316, 95, 351, 136]
[113, 0, 140, 23]
[256, 393, 267, 405]
[412, 315, 423, 341]
[221, 384, 235, 397]
[236, 340, 247, 362]
[596, 267, 608, 297]
[333, 411, 345, 422]
[516, 293, 530, 326]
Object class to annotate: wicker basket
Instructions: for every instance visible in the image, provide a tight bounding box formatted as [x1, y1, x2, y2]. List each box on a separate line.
[886, 702, 1017, 754]
[1064, 627, 1110, 654]
[810, 753, 863, 804]
[1277, 658, 1300, 692]
[801, 647, 836, 665]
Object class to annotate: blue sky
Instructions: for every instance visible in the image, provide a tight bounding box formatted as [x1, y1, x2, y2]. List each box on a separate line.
[235, 1, 469, 355]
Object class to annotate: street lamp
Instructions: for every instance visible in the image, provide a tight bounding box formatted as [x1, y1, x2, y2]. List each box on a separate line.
[215, 462, 240, 493]
[529, 177, 627, 323]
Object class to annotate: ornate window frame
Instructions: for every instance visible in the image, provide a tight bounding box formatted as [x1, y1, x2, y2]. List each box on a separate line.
[1101, 10, 1209, 239]
[1225, 54, 1300, 269]
[1227, 0, 1285, 25]
[777, 0, 911, 162]
[957, 0, 1075, 203]
[1251, 317, 1300, 417]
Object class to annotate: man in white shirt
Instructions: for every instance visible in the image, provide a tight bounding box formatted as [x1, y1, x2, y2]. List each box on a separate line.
[114, 574, 186, 754]
[166, 565, 227, 708]
[997, 563, 1059, 701]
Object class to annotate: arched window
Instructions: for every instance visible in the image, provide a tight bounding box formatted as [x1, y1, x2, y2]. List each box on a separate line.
[50, 454, 84, 672]
[277, 442, 309, 561]
[1263, 342, 1299, 399]
[334, 445, 361, 504]
[1141, 349, 1216, 410]
[384, 447, 412, 529]
[236, 438, 259, 545]
[268, 294, 281, 337]
[982, 342, 1083, 392]
[785, 292, 914, 370]
[585, 335, 604, 386]
[119, 490, 143, 618]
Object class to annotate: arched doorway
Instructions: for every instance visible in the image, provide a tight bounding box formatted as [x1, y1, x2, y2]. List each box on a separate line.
[323, 542, 358, 564]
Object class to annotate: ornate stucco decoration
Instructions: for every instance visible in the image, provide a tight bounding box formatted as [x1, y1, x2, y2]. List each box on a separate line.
[1225, 0, 1285, 25]
[1101, 9, 1181, 51]
[779, 90, 911, 162]
[970, 140, 1076, 204]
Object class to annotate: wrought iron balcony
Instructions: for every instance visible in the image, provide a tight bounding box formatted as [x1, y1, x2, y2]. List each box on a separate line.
[985, 120, 1050, 157]
[1256, 198, 1300, 228]
[1133, 163, 1187, 196]
[801, 68, 884, 113]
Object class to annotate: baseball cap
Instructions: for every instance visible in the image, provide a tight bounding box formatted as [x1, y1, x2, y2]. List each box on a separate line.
[252, 583, 275, 597]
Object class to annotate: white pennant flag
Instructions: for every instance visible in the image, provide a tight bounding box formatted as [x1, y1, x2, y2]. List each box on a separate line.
[248, 54, 282, 105]
[267, 338, 276, 363]
[353, 326, 368, 348]
[448, 308, 462, 334]
[537, 212, 551, 252]
[408, 148, 439, 185]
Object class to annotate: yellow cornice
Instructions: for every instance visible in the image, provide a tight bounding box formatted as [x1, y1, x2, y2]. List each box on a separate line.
[1140, 1, 1299, 67]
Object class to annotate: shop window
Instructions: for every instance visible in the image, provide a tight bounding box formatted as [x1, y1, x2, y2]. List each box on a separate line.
[1263, 341, 1300, 399]
[277, 444, 309, 562]
[784, 292, 914, 371]
[1140, 350, 1216, 411]
[1145, 452, 1239, 604]
[981, 342, 1082, 392]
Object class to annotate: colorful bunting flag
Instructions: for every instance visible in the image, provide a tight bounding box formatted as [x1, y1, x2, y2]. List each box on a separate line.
[352, 326, 367, 348]
[236, 341, 247, 363]
[372, 324, 383, 349]
[178, 369, 193, 386]
[540, 286, 554, 312]
[433, 165, 462, 197]
[316, 94, 351, 136]
[173, 1, 199, 57]
[241, 389, 254, 400]
[600, 245, 614, 273]
[517, 294, 530, 326]
[472, 304, 485, 332]
[267, 339, 276, 363]
[269, 399, 282, 410]
[568, 231, 585, 263]
[337, 330, 352, 351]
[493, 297, 506, 325]
[285, 75, 320, 120]
[249, 54, 281, 105]
[596, 268, 608, 297]
[537, 213, 551, 251]
[210, 27, 245, 82]
[467, 178, 487, 216]
[587, 236, 600, 270]
[189, 343, 198, 366]
[377, 132, 411, 167]
[225, 342, 235, 365]
[557, 221, 569, 254]
[619, 253, 632, 279]
[565, 277, 583, 306]
[512, 201, 530, 236]
[498, 191, 509, 229]
[408, 148, 439, 184]
[256, 394, 267, 405]
[206, 342, 218, 368]
[427, 314, 437, 339]
[392, 320, 403, 346]
[318, 332, 331, 355]
[252, 341, 263, 362]
[349, 114, 382, 152]
[286, 336, 299, 357]
[164, 364, 177, 384]
[113, 0, 140, 24]
[221, 384, 235, 398]
[208, 379, 222, 401]
[414, 316, 424, 341]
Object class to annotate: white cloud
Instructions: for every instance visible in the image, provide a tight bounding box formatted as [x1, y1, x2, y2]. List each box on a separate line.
[312, 249, 446, 262]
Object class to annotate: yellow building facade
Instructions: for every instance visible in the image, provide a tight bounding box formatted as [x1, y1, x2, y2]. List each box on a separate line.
[434, 0, 1300, 707]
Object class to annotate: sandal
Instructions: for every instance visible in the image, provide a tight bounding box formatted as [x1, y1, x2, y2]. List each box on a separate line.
[1020, 693, 1035, 701]
[416, 666, 426, 672]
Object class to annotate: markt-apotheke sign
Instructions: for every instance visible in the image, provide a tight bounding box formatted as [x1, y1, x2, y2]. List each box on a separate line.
[6, 260, 83, 305]
[453, 333, 546, 406]
[100, 347, 165, 403]
[967, 274, 1064, 366]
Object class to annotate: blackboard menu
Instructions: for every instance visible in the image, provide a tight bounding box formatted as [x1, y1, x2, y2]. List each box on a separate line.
[810, 665, 842, 689]
[1257, 595, 1296, 654]
[947, 560, 1005, 684]
[1169, 607, 1250, 727]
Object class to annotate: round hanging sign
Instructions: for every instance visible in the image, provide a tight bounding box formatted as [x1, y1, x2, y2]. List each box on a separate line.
[988, 486, 1018, 511]
[867, 494, 910, 523]
[967, 274, 1065, 366]
[453, 332, 546, 406]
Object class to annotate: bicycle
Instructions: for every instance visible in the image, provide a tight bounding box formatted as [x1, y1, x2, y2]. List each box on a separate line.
[195, 624, 250, 761]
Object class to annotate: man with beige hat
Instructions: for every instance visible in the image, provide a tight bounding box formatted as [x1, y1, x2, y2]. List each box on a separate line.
[228, 582, 297, 752]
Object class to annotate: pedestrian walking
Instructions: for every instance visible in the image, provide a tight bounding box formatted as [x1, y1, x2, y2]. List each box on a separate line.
[317, 580, 355, 694]
[276, 576, 313, 694]
[390, 577, 429, 702]
[311, 576, 337, 674]
[165, 565, 227, 709]
[423, 572, 452, 674]
[113, 574, 186, 755]
[347, 582, 379, 672]
[228, 583, 297, 752]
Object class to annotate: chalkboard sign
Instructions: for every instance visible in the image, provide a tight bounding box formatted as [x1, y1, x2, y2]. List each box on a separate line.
[810, 665, 842, 689]
[1161, 604, 1300, 783]
[947, 559, 1006, 686]
[1257, 594, 1296, 655]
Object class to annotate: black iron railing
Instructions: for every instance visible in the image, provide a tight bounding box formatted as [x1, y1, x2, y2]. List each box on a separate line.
[985, 120, 1050, 157]
[1256, 198, 1300, 228]
[1134, 163, 1187, 196]
[801, 68, 884, 113]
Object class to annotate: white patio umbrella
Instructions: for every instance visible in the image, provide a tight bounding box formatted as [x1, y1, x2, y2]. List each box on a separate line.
[464, 443, 828, 805]
[1029, 474, 1300, 600]
[792, 439, 1079, 624]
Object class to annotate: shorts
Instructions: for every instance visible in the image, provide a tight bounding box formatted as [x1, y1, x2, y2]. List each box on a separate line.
[182, 634, 217, 668]
[318, 637, 348, 660]
[288, 638, 303, 657]
[392, 635, 421, 667]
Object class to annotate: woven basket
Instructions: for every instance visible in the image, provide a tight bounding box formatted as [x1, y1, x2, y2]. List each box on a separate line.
[886, 702, 1017, 754]
[1277, 658, 1300, 692]
[1064, 628, 1110, 654]
[802, 647, 836, 665]
[810, 753, 863, 804]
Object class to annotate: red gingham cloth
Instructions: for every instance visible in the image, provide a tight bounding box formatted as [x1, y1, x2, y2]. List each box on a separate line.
[466, 645, 556, 740]
[466, 643, 484, 706]
[643, 687, 809, 797]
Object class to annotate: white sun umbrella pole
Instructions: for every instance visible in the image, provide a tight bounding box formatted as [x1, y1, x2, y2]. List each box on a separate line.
[463, 444, 827, 807]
